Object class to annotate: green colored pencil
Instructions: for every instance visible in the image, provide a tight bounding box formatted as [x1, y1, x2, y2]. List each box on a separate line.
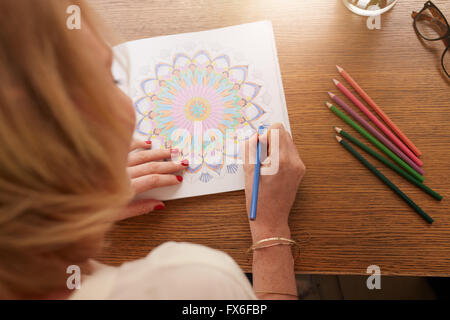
[326, 101, 424, 183]
[335, 127, 442, 201]
[336, 135, 433, 224]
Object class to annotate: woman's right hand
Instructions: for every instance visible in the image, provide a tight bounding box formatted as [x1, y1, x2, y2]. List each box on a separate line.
[243, 123, 306, 241]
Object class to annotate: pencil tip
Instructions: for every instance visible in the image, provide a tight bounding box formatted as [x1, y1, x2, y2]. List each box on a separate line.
[333, 79, 340, 86]
[325, 101, 332, 108]
[335, 135, 342, 142]
[328, 92, 335, 98]
[334, 126, 342, 133]
[336, 65, 343, 73]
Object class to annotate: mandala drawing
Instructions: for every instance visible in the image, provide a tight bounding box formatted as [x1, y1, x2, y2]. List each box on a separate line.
[133, 50, 266, 182]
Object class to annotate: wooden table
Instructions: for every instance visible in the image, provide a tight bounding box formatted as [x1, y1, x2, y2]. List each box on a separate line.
[92, 0, 450, 276]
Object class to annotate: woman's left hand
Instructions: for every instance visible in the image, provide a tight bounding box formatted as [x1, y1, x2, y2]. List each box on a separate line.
[117, 140, 188, 221]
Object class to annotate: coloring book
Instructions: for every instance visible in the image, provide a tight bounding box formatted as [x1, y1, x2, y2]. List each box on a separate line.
[112, 21, 290, 200]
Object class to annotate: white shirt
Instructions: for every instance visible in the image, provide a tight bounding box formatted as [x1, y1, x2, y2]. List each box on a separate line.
[70, 241, 257, 300]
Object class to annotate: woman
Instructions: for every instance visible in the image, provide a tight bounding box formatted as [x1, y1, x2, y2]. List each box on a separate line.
[0, 0, 305, 299]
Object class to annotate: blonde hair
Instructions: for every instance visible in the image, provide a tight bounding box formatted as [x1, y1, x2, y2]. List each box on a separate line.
[0, 0, 134, 298]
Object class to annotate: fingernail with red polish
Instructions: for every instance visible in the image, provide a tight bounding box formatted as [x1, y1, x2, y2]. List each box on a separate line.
[154, 204, 165, 211]
[181, 159, 189, 166]
[176, 175, 183, 182]
[145, 141, 152, 145]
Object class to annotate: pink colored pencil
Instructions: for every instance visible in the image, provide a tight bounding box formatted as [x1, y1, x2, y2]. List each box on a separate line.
[336, 65, 422, 157]
[328, 92, 424, 175]
[333, 79, 423, 167]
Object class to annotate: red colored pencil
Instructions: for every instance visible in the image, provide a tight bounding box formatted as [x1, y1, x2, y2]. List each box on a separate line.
[336, 65, 422, 157]
[333, 79, 423, 167]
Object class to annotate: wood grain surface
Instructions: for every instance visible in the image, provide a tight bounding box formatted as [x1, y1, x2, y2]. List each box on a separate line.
[91, 0, 450, 276]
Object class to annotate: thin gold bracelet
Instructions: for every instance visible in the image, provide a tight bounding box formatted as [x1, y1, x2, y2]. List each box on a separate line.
[247, 237, 297, 253]
[254, 290, 299, 298]
[252, 242, 293, 250]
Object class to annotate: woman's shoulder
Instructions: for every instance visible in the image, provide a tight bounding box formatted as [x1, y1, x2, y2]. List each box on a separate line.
[75, 242, 256, 300]
[142, 241, 241, 269]
[115, 242, 241, 276]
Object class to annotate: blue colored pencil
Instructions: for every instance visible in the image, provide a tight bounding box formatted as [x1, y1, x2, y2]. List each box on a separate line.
[250, 126, 265, 220]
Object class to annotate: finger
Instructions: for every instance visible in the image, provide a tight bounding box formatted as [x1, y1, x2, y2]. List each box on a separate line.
[259, 123, 287, 157]
[128, 159, 188, 178]
[266, 123, 285, 148]
[130, 139, 152, 151]
[286, 132, 299, 158]
[128, 148, 178, 167]
[117, 199, 165, 220]
[259, 130, 268, 145]
[132, 173, 182, 194]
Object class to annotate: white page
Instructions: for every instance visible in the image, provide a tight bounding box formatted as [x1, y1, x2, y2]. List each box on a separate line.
[112, 21, 290, 200]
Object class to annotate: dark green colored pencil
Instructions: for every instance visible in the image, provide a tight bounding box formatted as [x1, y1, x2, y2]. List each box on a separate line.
[335, 127, 442, 201]
[336, 135, 434, 224]
[326, 101, 424, 183]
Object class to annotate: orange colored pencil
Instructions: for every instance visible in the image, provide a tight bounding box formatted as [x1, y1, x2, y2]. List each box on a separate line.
[336, 65, 422, 157]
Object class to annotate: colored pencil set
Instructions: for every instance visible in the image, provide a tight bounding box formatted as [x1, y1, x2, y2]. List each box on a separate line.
[326, 65, 443, 224]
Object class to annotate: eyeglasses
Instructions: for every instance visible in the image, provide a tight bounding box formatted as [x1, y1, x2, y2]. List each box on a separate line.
[412, 1, 450, 78]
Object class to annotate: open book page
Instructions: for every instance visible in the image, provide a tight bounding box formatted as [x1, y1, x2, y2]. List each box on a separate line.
[112, 21, 290, 200]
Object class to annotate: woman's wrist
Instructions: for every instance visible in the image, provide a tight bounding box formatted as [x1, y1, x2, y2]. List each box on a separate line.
[250, 223, 291, 242]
